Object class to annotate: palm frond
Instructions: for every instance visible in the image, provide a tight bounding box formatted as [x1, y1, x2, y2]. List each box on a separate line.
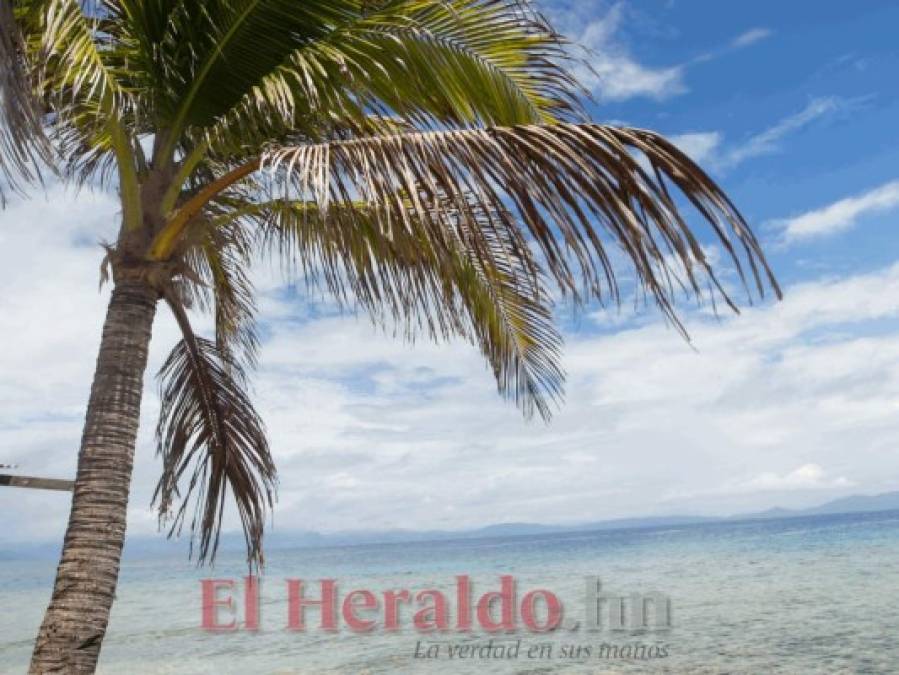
[154, 295, 275, 568]
[322, 0, 583, 125]
[0, 0, 50, 200]
[12, 0, 144, 188]
[150, 0, 356, 157]
[204, 240, 260, 368]
[167, 0, 582, 162]
[223, 196, 563, 419]
[264, 123, 781, 332]
[181, 214, 261, 369]
[32, 0, 135, 115]
[448, 214, 565, 420]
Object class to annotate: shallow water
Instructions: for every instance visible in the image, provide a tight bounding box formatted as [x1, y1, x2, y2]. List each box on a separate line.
[3, 511, 899, 673]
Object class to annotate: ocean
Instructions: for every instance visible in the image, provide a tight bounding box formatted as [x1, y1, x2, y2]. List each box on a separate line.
[3, 510, 899, 673]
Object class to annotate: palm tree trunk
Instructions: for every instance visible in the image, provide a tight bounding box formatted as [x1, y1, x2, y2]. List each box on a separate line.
[30, 277, 158, 674]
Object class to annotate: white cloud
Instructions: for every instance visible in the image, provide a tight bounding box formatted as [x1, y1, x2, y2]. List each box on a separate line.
[584, 55, 684, 102]
[670, 98, 848, 171]
[731, 27, 773, 49]
[723, 97, 844, 167]
[740, 464, 853, 492]
[692, 27, 774, 64]
[779, 180, 899, 244]
[667, 464, 855, 503]
[567, 4, 686, 102]
[669, 131, 723, 164]
[554, 5, 771, 103]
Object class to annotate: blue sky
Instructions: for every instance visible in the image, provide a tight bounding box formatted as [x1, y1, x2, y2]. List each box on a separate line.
[555, 0, 899, 288]
[3, 1, 899, 547]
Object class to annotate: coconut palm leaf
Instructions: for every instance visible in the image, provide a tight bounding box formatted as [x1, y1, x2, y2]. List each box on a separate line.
[239, 197, 564, 419]
[198, 0, 584, 158]
[0, 0, 50, 199]
[316, 0, 583, 123]
[112, 0, 581, 164]
[179, 212, 261, 369]
[11, 0, 148, 208]
[264, 123, 782, 330]
[18, 0, 138, 118]
[154, 294, 275, 567]
[139, 0, 355, 163]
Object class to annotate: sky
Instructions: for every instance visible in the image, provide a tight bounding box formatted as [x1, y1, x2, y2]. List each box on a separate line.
[4, 0, 899, 549]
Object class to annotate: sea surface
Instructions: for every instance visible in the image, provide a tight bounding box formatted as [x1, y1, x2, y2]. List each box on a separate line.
[2, 510, 899, 674]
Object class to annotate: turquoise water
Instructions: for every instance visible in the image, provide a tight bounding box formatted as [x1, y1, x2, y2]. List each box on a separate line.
[3, 511, 899, 673]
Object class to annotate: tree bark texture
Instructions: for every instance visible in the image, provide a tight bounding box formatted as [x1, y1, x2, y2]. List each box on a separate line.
[30, 278, 157, 674]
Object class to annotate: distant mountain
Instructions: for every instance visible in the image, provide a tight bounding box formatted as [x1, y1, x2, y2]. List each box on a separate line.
[742, 490, 899, 519]
[255, 490, 899, 549]
[742, 507, 794, 519]
[6, 491, 899, 560]
[466, 522, 561, 537]
[459, 515, 721, 540]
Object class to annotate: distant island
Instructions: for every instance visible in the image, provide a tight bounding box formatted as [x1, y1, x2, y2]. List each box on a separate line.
[6, 490, 899, 560]
[253, 489, 899, 549]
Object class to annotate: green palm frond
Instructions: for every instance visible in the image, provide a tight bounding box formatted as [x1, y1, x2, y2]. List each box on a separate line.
[200, 0, 583, 157]
[181, 214, 261, 369]
[320, 0, 583, 124]
[449, 217, 565, 420]
[13, 0, 146, 193]
[0, 0, 50, 199]
[264, 123, 781, 332]
[154, 295, 275, 567]
[27, 0, 136, 116]
[149, 0, 356, 160]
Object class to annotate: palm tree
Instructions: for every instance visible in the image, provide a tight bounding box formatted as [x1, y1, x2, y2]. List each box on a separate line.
[2, 0, 779, 672]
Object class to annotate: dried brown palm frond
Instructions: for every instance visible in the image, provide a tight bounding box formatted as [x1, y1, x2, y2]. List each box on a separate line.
[265, 123, 782, 335]
[154, 295, 275, 568]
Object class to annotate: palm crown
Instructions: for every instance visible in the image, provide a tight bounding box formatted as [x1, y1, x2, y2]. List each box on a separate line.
[2, 0, 779, 569]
